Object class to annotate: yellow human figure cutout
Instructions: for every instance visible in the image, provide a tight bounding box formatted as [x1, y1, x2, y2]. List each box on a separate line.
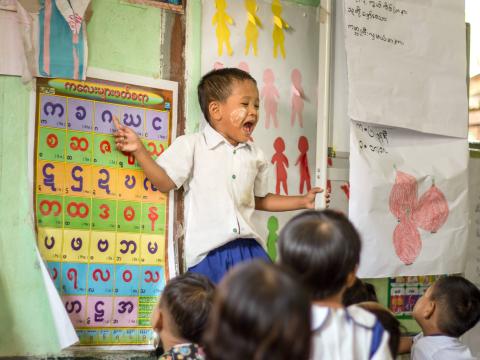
[212, 0, 234, 56]
[244, 0, 262, 56]
[271, 0, 289, 59]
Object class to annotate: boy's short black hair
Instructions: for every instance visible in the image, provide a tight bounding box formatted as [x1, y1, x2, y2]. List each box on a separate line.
[160, 272, 215, 344]
[343, 278, 378, 306]
[278, 209, 361, 300]
[197, 68, 257, 123]
[203, 260, 311, 360]
[430, 275, 480, 337]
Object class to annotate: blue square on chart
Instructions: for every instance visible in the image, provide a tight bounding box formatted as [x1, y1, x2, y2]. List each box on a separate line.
[46, 261, 61, 292]
[88, 264, 114, 296]
[114, 265, 140, 296]
[140, 266, 165, 296]
[61, 263, 88, 295]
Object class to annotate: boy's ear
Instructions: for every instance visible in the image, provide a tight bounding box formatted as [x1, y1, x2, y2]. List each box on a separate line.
[151, 307, 163, 333]
[422, 300, 436, 320]
[208, 101, 222, 122]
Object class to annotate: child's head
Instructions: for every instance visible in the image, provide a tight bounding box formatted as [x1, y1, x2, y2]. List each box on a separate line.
[203, 260, 311, 360]
[343, 278, 378, 306]
[278, 209, 361, 301]
[151, 272, 215, 346]
[359, 301, 403, 358]
[198, 68, 259, 145]
[412, 275, 480, 337]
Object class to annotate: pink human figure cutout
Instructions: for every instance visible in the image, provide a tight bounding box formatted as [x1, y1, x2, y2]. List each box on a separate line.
[238, 61, 250, 73]
[290, 68, 305, 127]
[295, 136, 311, 194]
[271, 137, 289, 195]
[213, 61, 225, 70]
[261, 68, 279, 129]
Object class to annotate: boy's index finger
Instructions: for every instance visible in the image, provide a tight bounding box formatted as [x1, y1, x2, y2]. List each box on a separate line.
[113, 116, 123, 131]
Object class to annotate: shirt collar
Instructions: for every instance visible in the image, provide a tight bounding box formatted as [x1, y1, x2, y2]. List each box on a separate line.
[203, 122, 252, 150]
[311, 305, 330, 332]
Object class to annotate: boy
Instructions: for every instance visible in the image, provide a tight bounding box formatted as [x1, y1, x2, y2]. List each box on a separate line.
[411, 275, 480, 360]
[151, 272, 215, 360]
[278, 210, 392, 360]
[114, 68, 324, 283]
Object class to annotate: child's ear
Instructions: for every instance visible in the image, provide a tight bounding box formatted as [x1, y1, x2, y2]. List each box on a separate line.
[208, 101, 222, 122]
[151, 307, 163, 333]
[346, 269, 357, 288]
[422, 300, 436, 320]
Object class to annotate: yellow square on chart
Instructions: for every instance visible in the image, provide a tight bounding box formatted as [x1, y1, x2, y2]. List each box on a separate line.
[64, 163, 93, 197]
[36, 160, 65, 195]
[117, 169, 143, 202]
[140, 234, 165, 266]
[92, 166, 118, 199]
[89, 231, 116, 264]
[62, 229, 90, 263]
[115, 232, 141, 265]
[37, 227, 63, 262]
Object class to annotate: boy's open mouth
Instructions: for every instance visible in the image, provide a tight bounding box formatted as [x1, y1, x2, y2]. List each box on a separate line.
[243, 121, 255, 135]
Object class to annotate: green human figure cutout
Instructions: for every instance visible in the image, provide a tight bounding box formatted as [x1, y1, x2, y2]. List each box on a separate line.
[267, 216, 279, 261]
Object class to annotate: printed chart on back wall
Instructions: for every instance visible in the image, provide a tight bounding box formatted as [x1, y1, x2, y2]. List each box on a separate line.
[34, 74, 177, 346]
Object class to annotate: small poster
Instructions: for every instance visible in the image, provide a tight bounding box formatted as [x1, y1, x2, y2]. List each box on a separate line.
[34, 73, 177, 345]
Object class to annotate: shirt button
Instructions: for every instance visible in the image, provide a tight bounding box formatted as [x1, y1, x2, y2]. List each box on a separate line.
[232, 174, 236, 179]
[233, 150, 236, 154]
[233, 228, 237, 233]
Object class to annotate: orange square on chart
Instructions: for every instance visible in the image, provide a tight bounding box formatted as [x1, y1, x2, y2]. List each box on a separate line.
[142, 177, 167, 202]
[36, 160, 65, 195]
[64, 163, 93, 197]
[92, 166, 118, 199]
[117, 169, 143, 202]
[37, 227, 63, 262]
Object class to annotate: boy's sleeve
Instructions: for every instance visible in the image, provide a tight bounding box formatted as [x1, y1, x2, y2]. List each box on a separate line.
[254, 150, 269, 197]
[156, 135, 194, 189]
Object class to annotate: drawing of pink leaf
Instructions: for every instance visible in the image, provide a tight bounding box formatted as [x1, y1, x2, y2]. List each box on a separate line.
[389, 170, 418, 221]
[413, 183, 449, 233]
[393, 218, 422, 265]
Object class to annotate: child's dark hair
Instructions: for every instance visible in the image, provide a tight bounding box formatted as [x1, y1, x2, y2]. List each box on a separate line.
[359, 302, 405, 358]
[278, 209, 361, 300]
[197, 68, 257, 123]
[343, 278, 378, 306]
[160, 272, 215, 344]
[430, 275, 480, 337]
[203, 260, 311, 360]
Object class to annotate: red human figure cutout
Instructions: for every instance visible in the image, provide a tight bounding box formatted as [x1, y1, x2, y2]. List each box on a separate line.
[340, 182, 350, 199]
[295, 136, 311, 194]
[271, 137, 289, 195]
[290, 69, 305, 127]
[261, 68, 279, 129]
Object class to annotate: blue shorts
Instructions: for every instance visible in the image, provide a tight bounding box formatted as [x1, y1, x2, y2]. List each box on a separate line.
[187, 238, 271, 284]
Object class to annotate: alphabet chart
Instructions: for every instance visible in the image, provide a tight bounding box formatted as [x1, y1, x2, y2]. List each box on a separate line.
[34, 74, 177, 346]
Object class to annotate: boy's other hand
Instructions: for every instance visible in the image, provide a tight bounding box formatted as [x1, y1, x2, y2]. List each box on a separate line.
[113, 116, 141, 153]
[304, 187, 330, 209]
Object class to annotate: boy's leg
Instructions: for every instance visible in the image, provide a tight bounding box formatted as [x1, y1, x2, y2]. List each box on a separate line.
[187, 238, 270, 284]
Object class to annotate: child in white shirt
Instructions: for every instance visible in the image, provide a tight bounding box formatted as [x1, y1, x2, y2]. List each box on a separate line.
[411, 275, 480, 360]
[114, 68, 324, 283]
[278, 210, 392, 360]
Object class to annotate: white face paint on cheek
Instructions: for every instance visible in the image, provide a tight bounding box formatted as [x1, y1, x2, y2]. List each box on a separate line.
[230, 108, 248, 126]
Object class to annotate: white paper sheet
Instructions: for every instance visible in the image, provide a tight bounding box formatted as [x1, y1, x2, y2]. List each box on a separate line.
[36, 247, 79, 349]
[344, 0, 468, 138]
[349, 120, 469, 277]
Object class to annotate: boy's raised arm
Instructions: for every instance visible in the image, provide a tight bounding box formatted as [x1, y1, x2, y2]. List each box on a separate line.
[113, 117, 176, 193]
[255, 187, 324, 212]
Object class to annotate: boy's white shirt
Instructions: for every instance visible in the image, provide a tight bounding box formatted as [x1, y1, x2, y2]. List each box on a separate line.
[311, 304, 393, 360]
[411, 333, 476, 360]
[156, 123, 269, 267]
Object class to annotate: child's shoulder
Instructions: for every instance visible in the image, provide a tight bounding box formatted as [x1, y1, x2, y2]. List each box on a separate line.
[312, 304, 378, 331]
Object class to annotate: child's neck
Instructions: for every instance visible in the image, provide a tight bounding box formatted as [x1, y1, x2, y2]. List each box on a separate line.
[160, 331, 190, 352]
[313, 292, 344, 308]
[421, 323, 445, 337]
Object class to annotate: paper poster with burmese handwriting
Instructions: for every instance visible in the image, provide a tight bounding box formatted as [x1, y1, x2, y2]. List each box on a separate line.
[349, 121, 469, 277]
[34, 74, 177, 345]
